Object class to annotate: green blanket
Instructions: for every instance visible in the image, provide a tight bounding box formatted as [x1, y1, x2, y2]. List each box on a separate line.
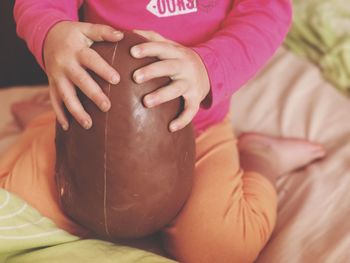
[0, 189, 175, 263]
[285, 0, 350, 94]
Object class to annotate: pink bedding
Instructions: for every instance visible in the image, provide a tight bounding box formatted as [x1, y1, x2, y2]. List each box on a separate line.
[231, 49, 350, 262]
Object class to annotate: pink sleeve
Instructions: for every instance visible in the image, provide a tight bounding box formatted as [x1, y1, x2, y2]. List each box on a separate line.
[192, 0, 293, 109]
[14, 0, 83, 70]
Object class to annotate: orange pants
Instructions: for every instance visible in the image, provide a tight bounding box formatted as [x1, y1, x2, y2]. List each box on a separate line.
[0, 111, 277, 263]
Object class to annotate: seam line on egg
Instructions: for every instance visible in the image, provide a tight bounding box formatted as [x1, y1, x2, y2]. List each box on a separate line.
[103, 42, 118, 237]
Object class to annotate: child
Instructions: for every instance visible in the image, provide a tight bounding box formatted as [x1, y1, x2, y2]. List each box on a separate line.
[1, 0, 325, 262]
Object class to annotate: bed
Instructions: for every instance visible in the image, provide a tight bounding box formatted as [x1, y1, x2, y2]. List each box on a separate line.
[0, 46, 349, 262]
[231, 48, 350, 262]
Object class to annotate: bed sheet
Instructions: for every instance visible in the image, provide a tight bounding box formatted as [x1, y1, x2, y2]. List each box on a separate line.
[0, 47, 349, 262]
[230, 48, 350, 262]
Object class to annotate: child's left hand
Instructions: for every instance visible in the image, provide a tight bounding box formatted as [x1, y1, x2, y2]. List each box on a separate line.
[131, 30, 211, 132]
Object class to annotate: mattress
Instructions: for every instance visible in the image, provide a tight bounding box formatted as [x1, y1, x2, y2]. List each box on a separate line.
[0, 47, 349, 262]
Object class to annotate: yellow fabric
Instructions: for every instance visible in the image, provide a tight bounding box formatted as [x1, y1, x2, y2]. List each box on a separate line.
[0, 112, 277, 263]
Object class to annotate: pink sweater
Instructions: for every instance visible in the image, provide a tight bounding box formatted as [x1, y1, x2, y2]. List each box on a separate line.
[14, 0, 292, 135]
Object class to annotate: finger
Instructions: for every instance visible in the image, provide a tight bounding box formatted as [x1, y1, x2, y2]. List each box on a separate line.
[78, 47, 120, 84]
[133, 30, 167, 42]
[130, 42, 181, 60]
[143, 80, 186, 108]
[56, 78, 93, 129]
[49, 84, 69, 130]
[81, 23, 124, 42]
[169, 96, 199, 132]
[65, 63, 111, 113]
[133, 59, 179, 84]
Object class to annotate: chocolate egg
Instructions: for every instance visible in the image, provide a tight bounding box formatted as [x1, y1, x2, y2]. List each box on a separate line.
[55, 31, 195, 240]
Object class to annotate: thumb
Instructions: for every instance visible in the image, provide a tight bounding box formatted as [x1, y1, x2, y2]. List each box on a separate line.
[80, 22, 124, 43]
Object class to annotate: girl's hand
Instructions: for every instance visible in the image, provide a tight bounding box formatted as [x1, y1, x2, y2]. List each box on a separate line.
[131, 30, 211, 132]
[43, 21, 124, 130]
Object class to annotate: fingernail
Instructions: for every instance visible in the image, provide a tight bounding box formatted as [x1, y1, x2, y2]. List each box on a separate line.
[100, 101, 110, 112]
[170, 123, 178, 132]
[62, 123, 69, 131]
[134, 72, 144, 83]
[113, 31, 123, 38]
[131, 47, 141, 58]
[111, 74, 119, 84]
[83, 119, 92, 129]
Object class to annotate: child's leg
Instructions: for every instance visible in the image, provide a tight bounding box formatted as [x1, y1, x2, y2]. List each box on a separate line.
[0, 107, 87, 236]
[0, 111, 56, 177]
[162, 118, 277, 263]
[162, 117, 325, 263]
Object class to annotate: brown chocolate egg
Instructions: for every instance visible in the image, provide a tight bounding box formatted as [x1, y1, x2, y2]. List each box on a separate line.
[55, 31, 195, 241]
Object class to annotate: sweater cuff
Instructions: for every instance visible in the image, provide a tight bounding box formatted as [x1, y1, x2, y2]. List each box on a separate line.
[191, 45, 229, 110]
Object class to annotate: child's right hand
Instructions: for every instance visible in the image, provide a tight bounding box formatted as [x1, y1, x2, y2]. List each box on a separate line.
[43, 21, 124, 130]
